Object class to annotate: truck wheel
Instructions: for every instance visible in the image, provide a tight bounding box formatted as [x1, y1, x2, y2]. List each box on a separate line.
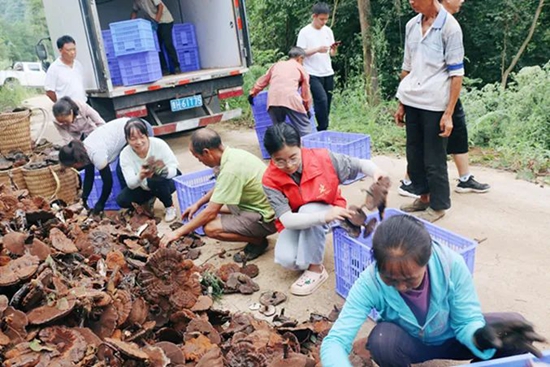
[4, 78, 20, 90]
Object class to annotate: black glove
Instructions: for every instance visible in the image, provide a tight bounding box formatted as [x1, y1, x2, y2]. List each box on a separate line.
[474, 320, 546, 358]
[92, 201, 105, 216]
[248, 95, 254, 106]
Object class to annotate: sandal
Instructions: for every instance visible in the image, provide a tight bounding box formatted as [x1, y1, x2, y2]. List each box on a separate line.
[233, 239, 269, 263]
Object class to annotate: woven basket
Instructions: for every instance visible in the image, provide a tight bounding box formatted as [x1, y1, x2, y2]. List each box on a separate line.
[22, 164, 79, 203]
[0, 109, 32, 155]
[0, 166, 27, 190]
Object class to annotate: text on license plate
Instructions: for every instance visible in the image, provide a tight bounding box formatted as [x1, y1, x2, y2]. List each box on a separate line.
[170, 95, 203, 112]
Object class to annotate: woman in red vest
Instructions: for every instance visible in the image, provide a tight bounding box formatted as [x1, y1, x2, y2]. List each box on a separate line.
[262, 123, 387, 296]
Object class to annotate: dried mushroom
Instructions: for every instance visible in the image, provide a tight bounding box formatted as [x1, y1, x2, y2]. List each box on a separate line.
[3, 232, 28, 255]
[38, 326, 87, 364]
[143, 345, 170, 367]
[49, 228, 78, 253]
[89, 304, 118, 339]
[226, 341, 269, 367]
[0, 254, 40, 286]
[183, 333, 214, 362]
[217, 263, 241, 282]
[191, 295, 214, 312]
[225, 272, 260, 294]
[196, 346, 224, 367]
[2, 306, 28, 343]
[187, 319, 221, 345]
[104, 338, 149, 360]
[112, 290, 132, 326]
[27, 297, 76, 325]
[154, 341, 185, 365]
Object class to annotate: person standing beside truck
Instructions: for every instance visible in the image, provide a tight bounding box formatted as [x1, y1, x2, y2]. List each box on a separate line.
[52, 96, 105, 145]
[44, 35, 86, 103]
[131, 0, 181, 75]
[297, 2, 339, 131]
[248, 47, 313, 137]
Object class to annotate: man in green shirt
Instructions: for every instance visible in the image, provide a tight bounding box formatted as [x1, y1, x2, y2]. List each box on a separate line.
[160, 128, 276, 261]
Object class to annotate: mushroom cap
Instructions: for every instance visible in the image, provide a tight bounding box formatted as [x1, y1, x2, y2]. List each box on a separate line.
[26, 297, 76, 325]
[187, 319, 221, 345]
[2, 306, 28, 343]
[49, 228, 78, 254]
[29, 239, 51, 261]
[226, 341, 269, 367]
[113, 290, 133, 326]
[38, 326, 87, 363]
[154, 341, 185, 365]
[216, 263, 241, 282]
[143, 345, 170, 367]
[191, 295, 214, 312]
[241, 264, 260, 279]
[3, 232, 28, 255]
[104, 338, 149, 360]
[126, 297, 148, 326]
[89, 304, 118, 339]
[0, 254, 40, 287]
[182, 333, 214, 362]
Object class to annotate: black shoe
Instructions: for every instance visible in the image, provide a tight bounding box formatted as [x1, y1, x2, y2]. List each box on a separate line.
[233, 239, 269, 263]
[455, 176, 490, 193]
[398, 180, 420, 198]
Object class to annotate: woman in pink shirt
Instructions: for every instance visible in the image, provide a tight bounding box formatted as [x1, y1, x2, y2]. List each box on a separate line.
[53, 96, 105, 144]
[249, 47, 313, 136]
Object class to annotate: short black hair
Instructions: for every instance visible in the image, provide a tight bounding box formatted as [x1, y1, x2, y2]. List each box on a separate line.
[191, 128, 222, 154]
[288, 46, 306, 59]
[372, 215, 432, 273]
[59, 140, 90, 167]
[53, 96, 79, 118]
[124, 118, 149, 141]
[312, 2, 330, 15]
[57, 35, 76, 50]
[263, 123, 301, 156]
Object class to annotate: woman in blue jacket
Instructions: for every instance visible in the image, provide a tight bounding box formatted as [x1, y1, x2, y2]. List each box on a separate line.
[321, 215, 544, 367]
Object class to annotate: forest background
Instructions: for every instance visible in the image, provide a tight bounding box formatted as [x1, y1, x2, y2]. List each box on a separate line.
[0, 0, 548, 182]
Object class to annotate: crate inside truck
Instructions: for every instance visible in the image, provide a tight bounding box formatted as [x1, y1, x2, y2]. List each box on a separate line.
[40, 0, 251, 135]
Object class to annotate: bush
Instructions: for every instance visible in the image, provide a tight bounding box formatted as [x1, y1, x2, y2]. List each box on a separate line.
[0, 83, 33, 111]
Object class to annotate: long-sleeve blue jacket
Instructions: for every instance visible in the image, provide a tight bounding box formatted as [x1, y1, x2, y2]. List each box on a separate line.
[321, 242, 495, 366]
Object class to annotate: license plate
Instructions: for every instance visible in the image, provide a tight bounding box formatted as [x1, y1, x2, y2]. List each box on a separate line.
[170, 95, 203, 112]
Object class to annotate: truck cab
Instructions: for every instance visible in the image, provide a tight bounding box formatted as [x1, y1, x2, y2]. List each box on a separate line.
[40, 0, 252, 135]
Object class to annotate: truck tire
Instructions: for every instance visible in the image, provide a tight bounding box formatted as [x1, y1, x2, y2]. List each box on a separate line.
[3, 78, 20, 90]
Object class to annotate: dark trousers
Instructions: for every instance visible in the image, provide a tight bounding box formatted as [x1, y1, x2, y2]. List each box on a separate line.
[367, 313, 529, 367]
[310, 75, 334, 131]
[157, 22, 180, 72]
[405, 105, 450, 211]
[267, 106, 312, 137]
[116, 176, 176, 209]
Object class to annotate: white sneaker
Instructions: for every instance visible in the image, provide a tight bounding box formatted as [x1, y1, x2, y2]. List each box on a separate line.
[290, 266, 329, 296]
[164, 206, 177, 222]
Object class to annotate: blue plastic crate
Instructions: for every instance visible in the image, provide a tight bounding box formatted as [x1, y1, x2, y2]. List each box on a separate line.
[173, 169, 217, 236]
[252, 91, 317, 159]
[117, 51, 162, 86]
[102, 30, 115, 57]
[302, 131, 371, 185]
[469, 351, 550, 366]
[333, 208, 478, 319]
[173, 23, 198, 49]
[176, 47, 201, 72]
[107, 59, 122, 86]
[79, 159, 122, 211]
[110, 19, 157, 56]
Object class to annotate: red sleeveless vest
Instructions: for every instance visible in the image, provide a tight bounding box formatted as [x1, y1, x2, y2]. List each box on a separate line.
[262, 148, 346, 232]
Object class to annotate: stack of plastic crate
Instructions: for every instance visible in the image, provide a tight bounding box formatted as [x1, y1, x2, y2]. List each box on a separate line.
[172, 23, 200, 72]
[109, 19, 162, 86]
[173, 169, 217, 235]
[251, 91, 317, 159]
[101, 30, 122, 86]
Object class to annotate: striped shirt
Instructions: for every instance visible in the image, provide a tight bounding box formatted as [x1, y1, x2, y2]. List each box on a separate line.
[397, 8, 464, 111]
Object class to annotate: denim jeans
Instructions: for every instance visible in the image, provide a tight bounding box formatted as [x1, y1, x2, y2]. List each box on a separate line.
[309, 75, 334, 131]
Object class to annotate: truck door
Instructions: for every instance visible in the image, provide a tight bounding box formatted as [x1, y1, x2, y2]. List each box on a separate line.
[42, 0, 105, 92]
[234, 0, 253, 67]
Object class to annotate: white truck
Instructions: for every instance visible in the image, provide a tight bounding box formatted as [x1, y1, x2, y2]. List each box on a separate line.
[38, 0, 252, 135]
[0, 62, 47, 89]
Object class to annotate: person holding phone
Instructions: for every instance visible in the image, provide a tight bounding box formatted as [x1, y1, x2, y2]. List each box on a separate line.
[297, 2, 338, 131]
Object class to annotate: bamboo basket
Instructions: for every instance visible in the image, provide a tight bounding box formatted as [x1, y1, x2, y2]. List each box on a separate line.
[0, 109, 32, 155]
[22, 164, 79, 203]
[0, 166, 27, 190]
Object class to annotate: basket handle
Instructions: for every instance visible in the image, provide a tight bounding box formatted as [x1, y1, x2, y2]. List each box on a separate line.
[31, 107, 49, 146]
[0, 109, 32, 132]
[48, 166, 61, 200]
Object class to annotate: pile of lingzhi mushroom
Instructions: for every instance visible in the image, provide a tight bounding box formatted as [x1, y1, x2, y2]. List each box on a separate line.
[0, 183, 371, 366]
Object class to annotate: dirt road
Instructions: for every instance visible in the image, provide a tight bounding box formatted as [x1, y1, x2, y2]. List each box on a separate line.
[27, 95, 550, 362]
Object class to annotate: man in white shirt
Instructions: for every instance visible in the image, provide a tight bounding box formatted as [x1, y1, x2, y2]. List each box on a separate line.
[297, 2, 339, 131]
[297, 3, 340, 131]
[44, 35, 86, 103]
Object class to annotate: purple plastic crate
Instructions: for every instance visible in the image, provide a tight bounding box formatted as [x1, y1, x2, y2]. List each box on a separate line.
[173, 169, 217, 236]
[107, 59, 122, 86]
[469, 351, 550, 366]
[252, 91, 316, 159]
[302, 131, 371, 185]
[110, 19, 157, 56]
[333, 208, 478, 320]
[102, 30, 115, 57]
[79, 158, 122, 211]
[176, 47, 200, 72]
[117, 51, 162, 86]
[173, 23, 198, 49]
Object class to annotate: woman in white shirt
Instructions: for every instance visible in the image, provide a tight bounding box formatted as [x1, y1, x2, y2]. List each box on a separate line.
[52, 97, 105, 144]
[117, 118, 180, 222]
